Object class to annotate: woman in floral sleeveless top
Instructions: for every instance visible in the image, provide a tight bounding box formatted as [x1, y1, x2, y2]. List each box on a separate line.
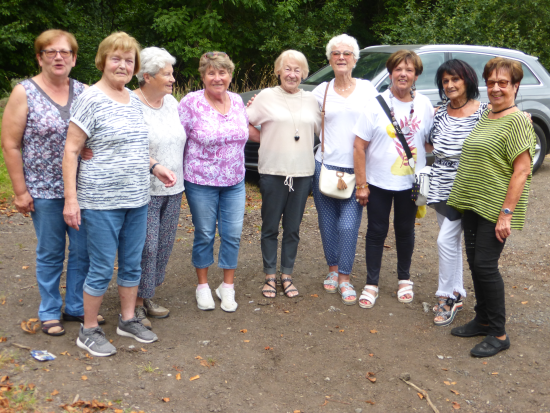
[1, 30, 92, 336]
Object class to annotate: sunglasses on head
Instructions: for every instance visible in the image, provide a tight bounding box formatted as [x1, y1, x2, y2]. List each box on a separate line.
[202, 52, 229, 59]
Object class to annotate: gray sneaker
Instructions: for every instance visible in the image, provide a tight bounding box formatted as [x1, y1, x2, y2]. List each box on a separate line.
[134, 305, 152, 329]
[76, 324, 117, 357]
[116, 315, 158, 343]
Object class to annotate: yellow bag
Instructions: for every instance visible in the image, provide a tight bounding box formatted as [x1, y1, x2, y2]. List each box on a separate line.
[416, 205, 427, 219]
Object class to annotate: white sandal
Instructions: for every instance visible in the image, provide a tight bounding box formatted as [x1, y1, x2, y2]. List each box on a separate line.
[359, 285, 379, 309]
[397, 280, 414, 303]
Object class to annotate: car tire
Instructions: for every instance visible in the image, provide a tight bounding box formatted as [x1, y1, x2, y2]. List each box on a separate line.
[532, 122, 547, 173]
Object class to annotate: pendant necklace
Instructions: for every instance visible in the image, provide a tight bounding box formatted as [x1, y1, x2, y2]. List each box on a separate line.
[389, 89, 415, 135]
[139, 88, 163, 109]
[492, 104, 517, 114]
[205, 90, 228, 116]
[281, 87, 303, 141]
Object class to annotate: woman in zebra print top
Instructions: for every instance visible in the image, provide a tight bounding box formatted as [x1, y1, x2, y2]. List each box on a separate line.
[427, 60, 488, 327]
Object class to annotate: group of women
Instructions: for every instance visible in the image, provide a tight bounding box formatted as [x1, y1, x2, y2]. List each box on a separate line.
[0, 28, 535, 359]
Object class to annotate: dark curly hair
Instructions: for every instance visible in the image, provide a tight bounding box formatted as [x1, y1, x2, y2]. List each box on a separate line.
[435, 59, 479, 102]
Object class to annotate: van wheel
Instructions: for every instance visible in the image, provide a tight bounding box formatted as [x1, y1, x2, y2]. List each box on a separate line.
[533, 123, 547, 173]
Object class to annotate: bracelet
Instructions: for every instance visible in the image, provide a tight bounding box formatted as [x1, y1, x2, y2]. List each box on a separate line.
[150, 163, 160, 174]
[356, 183, 369, 189]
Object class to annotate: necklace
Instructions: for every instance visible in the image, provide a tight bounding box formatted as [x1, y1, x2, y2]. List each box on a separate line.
[205, 90, 228, 115]
[139, 88, 163, 109]
[449, 99, 470, 110]
[389, 90, 415, 135]
[491, 104, 517, 114]
[280, 87, 303, 141]
[334, 78, 355, 92]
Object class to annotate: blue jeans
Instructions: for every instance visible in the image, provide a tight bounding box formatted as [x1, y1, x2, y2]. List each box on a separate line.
[185, 180, 245, 269]
[31, 198, 89, 321]
[81, 205, 148, 296]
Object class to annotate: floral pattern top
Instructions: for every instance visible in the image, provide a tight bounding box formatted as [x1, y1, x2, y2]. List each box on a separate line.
[177, 90, 249, 187]
[20, 78, 86, 199]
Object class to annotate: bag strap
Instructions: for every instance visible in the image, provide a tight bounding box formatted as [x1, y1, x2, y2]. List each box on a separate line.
[320, 81, 330, 163]
[376, 94, 415, 169]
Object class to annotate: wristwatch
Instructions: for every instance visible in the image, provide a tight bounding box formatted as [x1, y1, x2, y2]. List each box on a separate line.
[501, 208, 513, 215]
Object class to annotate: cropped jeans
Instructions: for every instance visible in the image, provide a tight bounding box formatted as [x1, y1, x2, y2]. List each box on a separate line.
[81, 205, 148, 297]
[31, 198, 89, 321]
[185, 180, 245, 269]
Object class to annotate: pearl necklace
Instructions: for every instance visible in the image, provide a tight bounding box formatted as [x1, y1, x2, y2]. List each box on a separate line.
[334, 78, 355, 92]
[139, 88, 163, 109]
[389, 90, 415, 135]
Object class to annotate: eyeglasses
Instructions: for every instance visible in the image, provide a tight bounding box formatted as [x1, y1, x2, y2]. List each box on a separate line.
[41, 49, 73, 59]
[486, 80, 511, 89]
[331, 51, 353, 58]
[202, 52, 229, 59]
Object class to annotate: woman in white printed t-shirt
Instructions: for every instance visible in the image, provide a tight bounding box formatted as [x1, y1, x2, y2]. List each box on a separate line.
[312, 34, 378, 306]
[353, 50, 434, 309]
[247, 50, 321, 299]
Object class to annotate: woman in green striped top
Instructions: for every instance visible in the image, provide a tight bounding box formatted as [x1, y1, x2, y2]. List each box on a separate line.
[447, 57, 536, 358]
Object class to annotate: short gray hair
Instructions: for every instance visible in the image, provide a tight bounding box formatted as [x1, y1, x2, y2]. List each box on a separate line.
[136, 47, 176, 85]
[325, 34, 360, 62]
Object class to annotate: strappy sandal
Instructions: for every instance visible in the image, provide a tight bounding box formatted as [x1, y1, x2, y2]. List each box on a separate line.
[262, 277, 277, 298]
[338, 282, 356, 305]
[397, 280, 414, 303]
[359, 285, 379, 309]
[434, 296, 462, 326]
[41, 321, 65, 336]
[433, 294, 463, 313]
[323, 272, 338, 293]
[281, 277, 299, 298]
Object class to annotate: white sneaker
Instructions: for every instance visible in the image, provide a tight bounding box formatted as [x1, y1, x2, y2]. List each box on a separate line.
[215, 284, 238, 312]
[196, 287, 215, 310]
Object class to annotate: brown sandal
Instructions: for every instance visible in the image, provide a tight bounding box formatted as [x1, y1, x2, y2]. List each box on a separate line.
[41, 321, 65, 336]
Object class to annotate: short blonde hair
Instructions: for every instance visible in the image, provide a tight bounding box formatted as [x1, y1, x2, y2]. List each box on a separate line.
[35, 30, 78, 57]
[274, 50, 309, 79]
[386, 49, 423, 76]
[198, 52, 235, 78]
[95, 32, 141, 75]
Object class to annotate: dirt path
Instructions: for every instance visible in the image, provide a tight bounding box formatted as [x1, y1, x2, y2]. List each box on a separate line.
[1, 166, 550, 412]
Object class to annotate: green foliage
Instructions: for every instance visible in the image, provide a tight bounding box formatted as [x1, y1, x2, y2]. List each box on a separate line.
[375, 0, 550, 68]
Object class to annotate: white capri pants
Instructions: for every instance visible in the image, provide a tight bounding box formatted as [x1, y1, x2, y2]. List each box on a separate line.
[435, 212, 467, 298]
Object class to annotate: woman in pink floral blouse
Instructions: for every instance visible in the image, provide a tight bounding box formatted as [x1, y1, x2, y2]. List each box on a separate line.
[177, 52, 253, 313]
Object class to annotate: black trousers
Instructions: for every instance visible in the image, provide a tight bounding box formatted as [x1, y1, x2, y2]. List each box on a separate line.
[365, 185, 417, 285]
[463, 210, 507, 336]
[259, 174, 312, 275]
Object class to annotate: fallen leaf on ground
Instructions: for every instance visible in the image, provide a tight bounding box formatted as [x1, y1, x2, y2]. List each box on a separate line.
[20, 319, 40, 334]
[81, 376, 87, 381]
[521, 301, 528, 305]
[189, 375, 200, 381]
[366, 372, 376, 383]
[339, 330, 345, 333]
[444, 381, 451, 385]
[239, 329, 247, 333]
[86, 366, 92, 371]
[200, 360, 209, 368]
[195, 356, 203, 360]
[243, 340, 250, 343]
[451, 390, 460, 395]
[141, 348, 147, 352]
[310, 294, 319, 298]
[0, 376, 8, 382]
[417, 392, 424, 399]
[114, 267, 118, 270]
[51, 389, 59, 396]
[283, 310, 290, 313]
[162, 397, 170, 402]
[442, 368, 448, 371]
[482, 361, 487, 365]
[176, 373, 181, 380]
[452, 401, 461, 409]
[369, 353, 374, 357]
[265, 346, 273, 350]
[383, 244, 392, 248]
[491, 372, 498, 375]
[60, 351, 70, 356]
[365, 400, 375, 405]
[370, 329, 378, 334]
[22, 266, 29, 269]
[451, 381, 456, 385]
